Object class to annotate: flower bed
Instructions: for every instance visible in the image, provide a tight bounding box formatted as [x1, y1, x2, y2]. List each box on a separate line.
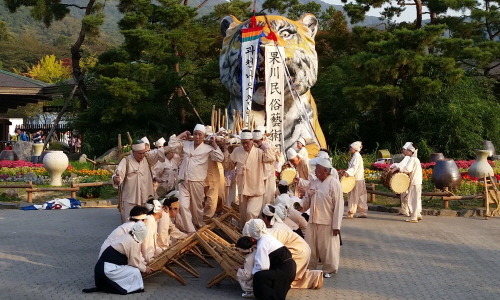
[0, 160, 112, 183]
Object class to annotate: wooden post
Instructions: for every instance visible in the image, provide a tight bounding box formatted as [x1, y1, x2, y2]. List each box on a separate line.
[370, 183, 376, 203]
[27, 181, 33, 203]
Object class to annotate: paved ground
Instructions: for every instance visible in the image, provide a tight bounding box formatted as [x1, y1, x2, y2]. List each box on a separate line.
[1, 208, 499, 300]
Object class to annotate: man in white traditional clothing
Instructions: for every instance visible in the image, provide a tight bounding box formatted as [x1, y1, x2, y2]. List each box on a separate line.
[299, 156, 344, 278]
[152, 147, 179, 194]
[154, 137, 166, 149]
[390, 142, 423, 223]
[98, 205, 149, 258]
[83, 222, 152, 295]
[157, 191, 187, 249]
[344, 141, 368, 218]
[297, 137, 309, 163]
[142, 199, 164, 262]
[287, 148, 310, 181]
[113, 140, 169, 222]
[203, 126, 226, 223]
[222, 129, 275, 225]
[274, 180, 308, 235]
[296, 149, 338, 197]
[253, 127, 276, 207]
[257, 208, 323, 289]
[168, 124, 224, 233]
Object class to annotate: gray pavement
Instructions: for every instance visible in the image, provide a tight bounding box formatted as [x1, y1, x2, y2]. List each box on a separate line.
[0, 208, 499, 300]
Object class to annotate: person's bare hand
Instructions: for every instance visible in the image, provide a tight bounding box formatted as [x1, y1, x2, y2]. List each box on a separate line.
[293, 177, 299, 184]
[211, 136, 218, 149]
[145, 266, 154, 274]
[113, 175, 121, 185]
[332, 229, 340, 236]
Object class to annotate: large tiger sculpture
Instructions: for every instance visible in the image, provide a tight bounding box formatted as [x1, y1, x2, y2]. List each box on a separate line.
[220, 14, 326, 155]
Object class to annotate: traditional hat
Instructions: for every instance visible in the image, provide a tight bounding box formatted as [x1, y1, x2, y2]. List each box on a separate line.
[194, 124, 206, 134]
[243, 219, 268, 240]
[274, 203, 288, 221]
[166, 190, 179, 199]
[310, 157, 333, 169]
[154, 137, 166, 147]
[297, 137, 306, 147]
[140, 136, 150, 145]
[240, 131, 253, 140]
[286, 148, 298, 160]
[252, 130, 263, 140]
[131, 141, 146, 151]
[130, 221, 148, 243]
[403, 142, 418, 157]
[145, 199, 162, 214]
[262, 205, 283, 226]
[350, 141, 362, 151]
[278, 179, 288, 186]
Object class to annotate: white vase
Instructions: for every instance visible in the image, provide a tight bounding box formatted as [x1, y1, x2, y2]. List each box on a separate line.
[43, 151, 68, 186]
[468, 149, 494, 179]
[32, 143, 44, 156]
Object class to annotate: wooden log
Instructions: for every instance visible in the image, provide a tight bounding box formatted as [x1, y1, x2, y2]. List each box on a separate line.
[369, 183, 376, 203]
[126, 132, 133, 145]
[442, 195, 484, 200]
[26, 188, 79, 192]
[366, 189, 400, 198]
[72, 181, 113, 188]
[0, 183, 34, 189]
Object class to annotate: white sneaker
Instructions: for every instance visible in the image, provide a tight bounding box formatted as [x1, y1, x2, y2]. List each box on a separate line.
[323, 272, 335, 278]
[242, 291, 255, 298]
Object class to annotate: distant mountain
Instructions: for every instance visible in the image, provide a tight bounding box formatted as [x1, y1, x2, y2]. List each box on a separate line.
[0, 0, 385, 47]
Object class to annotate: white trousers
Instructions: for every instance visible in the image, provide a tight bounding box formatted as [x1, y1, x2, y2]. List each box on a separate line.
[347, 180, 368, 216]
[305, 223, 340, 274]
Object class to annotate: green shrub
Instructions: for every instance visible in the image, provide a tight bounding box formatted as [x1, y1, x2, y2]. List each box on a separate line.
[78, 176, 102, 199]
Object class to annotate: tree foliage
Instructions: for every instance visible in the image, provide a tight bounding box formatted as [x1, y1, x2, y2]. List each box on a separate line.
[27, 54, 72, 83]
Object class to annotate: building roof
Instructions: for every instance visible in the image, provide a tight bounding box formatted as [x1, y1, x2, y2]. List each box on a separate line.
[0, 70, 59, 113]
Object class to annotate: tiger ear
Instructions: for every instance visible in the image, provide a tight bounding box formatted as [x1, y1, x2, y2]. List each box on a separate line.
[298, 13, 318, 38]
[221, 15, 241, 37]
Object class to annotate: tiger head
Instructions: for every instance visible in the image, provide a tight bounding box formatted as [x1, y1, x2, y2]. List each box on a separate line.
[219, 14, 319, 106]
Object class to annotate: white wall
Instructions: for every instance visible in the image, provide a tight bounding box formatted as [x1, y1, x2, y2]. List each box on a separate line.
[8, 118, 23, 135]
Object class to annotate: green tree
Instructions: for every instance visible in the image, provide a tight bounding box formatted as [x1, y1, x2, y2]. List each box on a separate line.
[4, 0, 106, 108]
[27, 54, 72, 83]
[76, 0, 231, 156]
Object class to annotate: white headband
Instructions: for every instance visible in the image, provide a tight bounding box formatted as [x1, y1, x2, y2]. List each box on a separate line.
[287, 148, 298, 160]
[403, 142, 416, 153]
[240, 131, 253, 140]
[252, 130, 263, 140]
[350, 141, 362, 151]
[132, 142, 146, 151]
[297, 137, 306, 146]
[274, 203, 288, 221]
[145, 199, 162, 214]
[311, 157, 332, 169]
[243, 219, 268, 240]
[154, 137, 166, 147]
[262, 205, 283, 226]
[194, 124, 206, 134]
[140, 136, 150, 145]
[130, 221, 147, 243]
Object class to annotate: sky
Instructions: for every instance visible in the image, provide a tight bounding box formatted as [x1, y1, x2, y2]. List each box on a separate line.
[322, 0, 469, 23]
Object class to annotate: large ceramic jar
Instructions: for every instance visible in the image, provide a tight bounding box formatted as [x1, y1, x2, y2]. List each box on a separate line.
[429, 153, 445, 163]
[483, 140, 496, 157]
[431, 159, 462, 190]
[43, 151, 68, 186]
[468, 149, 494, 179]
[32, 143, 44, 156]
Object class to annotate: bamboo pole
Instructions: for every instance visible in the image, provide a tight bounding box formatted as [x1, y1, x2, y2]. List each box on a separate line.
[218, 108, 221, 132]
[225, 108, 229, 130]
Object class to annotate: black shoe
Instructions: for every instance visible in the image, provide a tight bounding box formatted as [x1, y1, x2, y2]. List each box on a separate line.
[82, 287, 98, 293]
